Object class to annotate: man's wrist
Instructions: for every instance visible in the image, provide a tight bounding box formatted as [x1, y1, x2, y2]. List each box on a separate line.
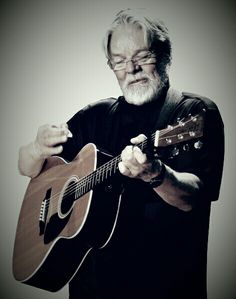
[30, 141, 44, 161]
[149, 161, 166, 188]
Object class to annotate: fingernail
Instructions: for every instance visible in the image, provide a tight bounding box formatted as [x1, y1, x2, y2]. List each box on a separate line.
[67, 130, 73, 138]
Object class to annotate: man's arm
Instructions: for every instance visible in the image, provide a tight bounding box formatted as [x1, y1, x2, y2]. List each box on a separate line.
[18, 123, 71, 178]
[118, 134, 202, 212]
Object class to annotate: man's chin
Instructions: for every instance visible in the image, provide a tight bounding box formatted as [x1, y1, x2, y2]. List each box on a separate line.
[122, 87, 160, 106]
[124, 96, 152, 106]
[121, 77, 166, 106]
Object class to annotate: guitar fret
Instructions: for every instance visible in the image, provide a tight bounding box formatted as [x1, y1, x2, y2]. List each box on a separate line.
[74, 111, 204, 201]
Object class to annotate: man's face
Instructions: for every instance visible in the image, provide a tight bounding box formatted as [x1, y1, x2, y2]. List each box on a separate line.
[109, 24, 165, 105]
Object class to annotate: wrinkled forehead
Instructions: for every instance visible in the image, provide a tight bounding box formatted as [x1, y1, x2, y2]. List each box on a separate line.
[109, 23, 149, 57]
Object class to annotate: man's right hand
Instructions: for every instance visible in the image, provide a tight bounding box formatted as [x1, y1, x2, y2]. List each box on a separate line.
[32, 123, 72, 160]
[18, 123, 72, 178]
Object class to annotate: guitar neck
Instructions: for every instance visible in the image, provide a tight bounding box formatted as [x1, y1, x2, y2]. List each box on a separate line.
[74, 111, 205, 199]
[74, 134, 156, 199]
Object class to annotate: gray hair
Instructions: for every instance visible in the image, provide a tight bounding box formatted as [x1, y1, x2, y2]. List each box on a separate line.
[103, 8, 172, 69]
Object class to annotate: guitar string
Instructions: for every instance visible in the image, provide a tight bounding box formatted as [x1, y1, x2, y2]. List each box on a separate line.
[18, 122, 203, 227]
[48, 120, 198, 211]
[16, 116, 204, 236]
[25, 115, 201, 219]
[44, 115, 199, 212]
[52, 127, 197, 202]
[25, 133, 154, 220]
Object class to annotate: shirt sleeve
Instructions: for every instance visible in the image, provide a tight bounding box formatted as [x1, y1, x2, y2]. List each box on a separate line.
[166, 97, 224, 202]
[59, 109, 86, 162]
[197, 101, 224, 201]
[58, 98, 118, 162]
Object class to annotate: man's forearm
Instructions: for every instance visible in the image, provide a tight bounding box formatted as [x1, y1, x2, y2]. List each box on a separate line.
[18, 142, 45, 178]
[154, 165, 203, 212]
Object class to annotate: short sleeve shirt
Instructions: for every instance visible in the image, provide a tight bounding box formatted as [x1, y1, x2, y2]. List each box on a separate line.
[60, 88, 224, 299]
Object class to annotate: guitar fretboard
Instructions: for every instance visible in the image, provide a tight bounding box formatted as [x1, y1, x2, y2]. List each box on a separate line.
[74, 111, 204, 200]
[74, 134, 155, 199]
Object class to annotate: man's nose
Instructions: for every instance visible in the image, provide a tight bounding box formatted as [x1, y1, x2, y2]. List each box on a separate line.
[125, 60, 140, 74]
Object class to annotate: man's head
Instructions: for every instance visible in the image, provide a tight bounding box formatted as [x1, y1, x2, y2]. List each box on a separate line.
[103, 9, 172, 105]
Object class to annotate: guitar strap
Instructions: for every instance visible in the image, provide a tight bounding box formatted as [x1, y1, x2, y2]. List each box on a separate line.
[144, 87, 184, 159]
[153, 86, 183, 130]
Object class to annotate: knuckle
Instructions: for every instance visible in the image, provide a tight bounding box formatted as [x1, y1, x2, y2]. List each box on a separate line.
[140, 134, 147, 140]
[55, 145, 63, 154]
[121, 149, 126, 160]
[130, 168, 139, 177]
[121, 147, 131, 160]
[118, 162, 125, 174]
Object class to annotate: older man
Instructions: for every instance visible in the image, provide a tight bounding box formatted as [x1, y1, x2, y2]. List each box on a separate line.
[18, 8, 224, 299]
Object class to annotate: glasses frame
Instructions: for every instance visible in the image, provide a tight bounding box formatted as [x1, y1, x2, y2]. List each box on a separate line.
[107, 51, 157, 71]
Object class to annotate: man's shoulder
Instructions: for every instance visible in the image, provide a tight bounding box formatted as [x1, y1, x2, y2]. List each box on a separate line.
[175, 90, 223, 127]
[181, 91, 218, 110]
[84, 97, 119, 111]
[69, 97, 119, 121]
[167, 89, 223, 126]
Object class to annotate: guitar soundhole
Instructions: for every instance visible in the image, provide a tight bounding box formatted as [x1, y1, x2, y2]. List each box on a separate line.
[59, 178, 78, 218]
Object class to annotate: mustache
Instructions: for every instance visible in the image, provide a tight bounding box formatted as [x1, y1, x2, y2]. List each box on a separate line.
[123, 74, 152, 87]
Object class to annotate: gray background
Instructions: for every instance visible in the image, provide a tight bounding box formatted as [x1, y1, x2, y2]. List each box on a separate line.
[0, 0, 235, 298]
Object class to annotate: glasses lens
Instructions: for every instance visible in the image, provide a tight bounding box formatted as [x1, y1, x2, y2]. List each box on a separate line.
[114, 63, 126, 71]
[138, 55, 156, 65]
[109, 53, 156, 71]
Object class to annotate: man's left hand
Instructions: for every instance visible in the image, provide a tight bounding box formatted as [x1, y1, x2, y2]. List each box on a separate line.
[118, 134, 162, 182]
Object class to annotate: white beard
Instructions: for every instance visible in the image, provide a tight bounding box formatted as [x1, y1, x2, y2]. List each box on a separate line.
[120, 73, 165, 106]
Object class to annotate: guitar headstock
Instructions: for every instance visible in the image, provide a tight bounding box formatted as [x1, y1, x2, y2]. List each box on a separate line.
[155, 110, 205, 148]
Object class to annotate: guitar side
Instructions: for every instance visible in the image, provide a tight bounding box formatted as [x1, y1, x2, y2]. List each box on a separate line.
[13, 143, 122, 291]
[13, 112, 205, 291]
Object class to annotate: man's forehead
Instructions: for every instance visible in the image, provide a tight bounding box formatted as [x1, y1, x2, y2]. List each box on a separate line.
[109, 24, 149, 57]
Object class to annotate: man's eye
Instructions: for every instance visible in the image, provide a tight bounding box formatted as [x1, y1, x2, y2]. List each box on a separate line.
[137, 55, 149, 61]
[115, 60, 125, 65]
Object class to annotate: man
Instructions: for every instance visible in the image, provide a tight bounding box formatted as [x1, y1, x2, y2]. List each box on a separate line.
[18, 8, 224, 299]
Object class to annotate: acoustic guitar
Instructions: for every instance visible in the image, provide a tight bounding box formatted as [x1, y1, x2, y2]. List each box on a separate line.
[13, 112, 204, 292]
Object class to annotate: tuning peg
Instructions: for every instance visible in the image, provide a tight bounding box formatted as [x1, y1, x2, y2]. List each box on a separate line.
[177, 119, 185, 126]
[191, 116, 197, 122]
[189, 131, 196, 137]
[165, 138, 172, 144]
[194, 140, 203, 150]
[183, 144, 189, 151]
[171, 146, 179, 157]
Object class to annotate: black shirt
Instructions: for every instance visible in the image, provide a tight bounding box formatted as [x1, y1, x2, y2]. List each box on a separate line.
[60, 88, 224, 299]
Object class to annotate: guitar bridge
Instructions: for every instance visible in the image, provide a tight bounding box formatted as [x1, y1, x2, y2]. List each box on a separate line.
[39, 188, 51, 236]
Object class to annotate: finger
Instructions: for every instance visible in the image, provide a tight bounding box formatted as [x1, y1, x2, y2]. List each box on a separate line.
[48, 126, 72, 137]
[59, 123, 73, 138]
[121, 146, 143, 171]
[43, 145, 63, 157]
[118, 162, 133, 177]
[59, 123, 68, 129]
[133, 146, 147, 164]
[48, 124, 72, 138]
[118, 162, 126, 174]
[130, 134, 147, 145]
[121, 145, 134, 162]
[44, 134, 68, 147]
[39, 126, 63, 139]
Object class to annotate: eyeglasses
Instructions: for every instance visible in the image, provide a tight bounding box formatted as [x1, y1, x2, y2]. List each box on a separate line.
[108, 51, 157, 71]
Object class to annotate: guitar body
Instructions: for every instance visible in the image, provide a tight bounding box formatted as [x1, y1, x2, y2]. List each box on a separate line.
[13, 143, 123, 291]
[13, 112, 205, 292]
